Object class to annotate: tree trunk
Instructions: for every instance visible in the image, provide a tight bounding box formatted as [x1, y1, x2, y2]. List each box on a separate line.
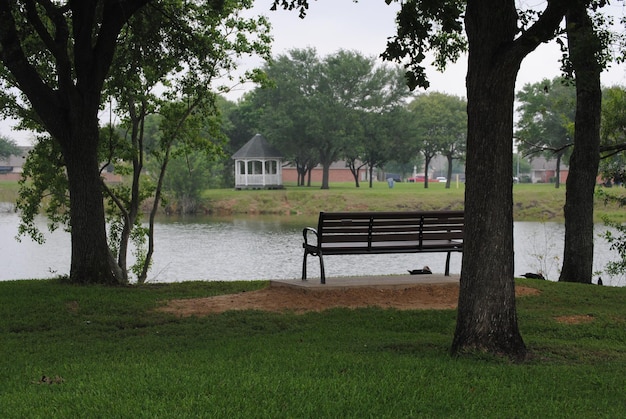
[446, 154, 453, 188]
[321, 160, 331, 189]
[423, 155, 431, 189]
[559, 2, 602, 283]
[297, 163, 305, 186]
[347, 160, 361, 187]
[116, 102, 144, 281]
[62, 121, 124, 285]
[451, 0, 526, 359]
[555, 153, 561, 188]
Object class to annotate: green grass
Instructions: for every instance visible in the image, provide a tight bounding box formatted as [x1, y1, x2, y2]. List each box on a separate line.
[4, 178, 626, 221]
[206, 181, 626, 222]
[0, 180, 20, 203]
[2, 278, 626, 417]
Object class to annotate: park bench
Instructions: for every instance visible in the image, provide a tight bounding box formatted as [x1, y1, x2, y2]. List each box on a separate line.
[302, 210, 464, 284]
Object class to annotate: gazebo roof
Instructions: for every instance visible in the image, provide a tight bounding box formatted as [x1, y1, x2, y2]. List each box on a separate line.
[232, 134, 282, 159]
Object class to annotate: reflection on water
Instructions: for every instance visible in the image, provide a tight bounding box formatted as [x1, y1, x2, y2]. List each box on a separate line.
[0, 211, 623, 286]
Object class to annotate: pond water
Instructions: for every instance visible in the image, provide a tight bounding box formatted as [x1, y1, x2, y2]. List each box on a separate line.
[0, 210, 623, 286]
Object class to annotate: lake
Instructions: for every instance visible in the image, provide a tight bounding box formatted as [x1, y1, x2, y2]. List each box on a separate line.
[0, 210, 622, 286]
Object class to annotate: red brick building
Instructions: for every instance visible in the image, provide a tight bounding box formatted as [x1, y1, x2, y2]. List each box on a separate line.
[282, 161, 371, 184]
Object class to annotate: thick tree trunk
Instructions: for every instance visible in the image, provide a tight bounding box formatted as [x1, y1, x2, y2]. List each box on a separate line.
[321, 161, 331, 189]
[559, 2, 602, 283]
[451, 0, 526, 359]
[62, 120, 124, 285]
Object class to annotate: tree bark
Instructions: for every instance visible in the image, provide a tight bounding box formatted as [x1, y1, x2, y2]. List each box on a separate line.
[451, 0, 527, 358]
[62, 116, 124, 285]
[559, 2, 602, 283]
[423, 155, 432, 189]
[555, 153, 562, 188]
[452, 0, 569, 358]
[446, 154, 453, 189]
[321, 161, 331, 189]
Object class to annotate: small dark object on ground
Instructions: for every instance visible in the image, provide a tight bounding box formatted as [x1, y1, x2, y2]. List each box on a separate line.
[598, 277, 603, 286]
[521, 272, 545, 280]
[408, 266, 432, 275]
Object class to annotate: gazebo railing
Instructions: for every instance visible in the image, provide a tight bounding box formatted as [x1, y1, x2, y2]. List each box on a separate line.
[235, 173, 282, 186]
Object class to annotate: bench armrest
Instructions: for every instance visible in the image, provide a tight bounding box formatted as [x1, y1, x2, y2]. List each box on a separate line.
[302, 227, 319, 247]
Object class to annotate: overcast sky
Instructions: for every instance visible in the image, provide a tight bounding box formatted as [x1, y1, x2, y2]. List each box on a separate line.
[3, 1, 626, 144]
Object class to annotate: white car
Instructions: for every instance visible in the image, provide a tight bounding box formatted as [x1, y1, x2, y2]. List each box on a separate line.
[436, 177, 447, 183]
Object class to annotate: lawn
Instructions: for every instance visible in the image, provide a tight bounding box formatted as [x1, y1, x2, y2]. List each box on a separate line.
[204, 181, 626, 222]
[4, 178, 626, 221]
[2, 278, 625, 418]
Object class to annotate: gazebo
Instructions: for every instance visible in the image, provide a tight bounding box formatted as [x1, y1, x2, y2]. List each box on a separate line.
[232, 134, 284, 189]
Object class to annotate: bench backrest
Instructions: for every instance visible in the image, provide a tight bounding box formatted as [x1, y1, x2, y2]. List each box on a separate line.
[316, 211, 464, 250]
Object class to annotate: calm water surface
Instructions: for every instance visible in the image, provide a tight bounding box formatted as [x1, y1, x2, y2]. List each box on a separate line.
[0, 211, 622, 286]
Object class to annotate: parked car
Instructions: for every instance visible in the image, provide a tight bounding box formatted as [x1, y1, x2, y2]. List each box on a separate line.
[436, 177, 447, 183]
[407, 176, 426, 183]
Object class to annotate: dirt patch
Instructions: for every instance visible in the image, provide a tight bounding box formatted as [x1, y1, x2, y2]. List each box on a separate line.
[157, 283, 540, 316]
[554, 314, 595, 324]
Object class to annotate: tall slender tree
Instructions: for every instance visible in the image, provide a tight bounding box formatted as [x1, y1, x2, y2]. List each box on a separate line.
[559, 1, 603, 283]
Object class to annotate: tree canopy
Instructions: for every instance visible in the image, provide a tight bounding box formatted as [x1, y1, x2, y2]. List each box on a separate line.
[245, 48, 411, 189]
[516, 77, 576, 188]
[407, 92, 466, 188]
[0, 135, 20, 159]
[1, 0, 270, 284]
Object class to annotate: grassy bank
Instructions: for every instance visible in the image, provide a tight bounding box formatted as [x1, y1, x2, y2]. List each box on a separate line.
[1, 278, 625, 417]
[3, 179, 626, 221]
[204, 181, 626, 222]
[0, 180, 19, 204]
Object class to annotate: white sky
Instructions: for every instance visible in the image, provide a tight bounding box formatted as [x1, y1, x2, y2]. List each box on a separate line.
[3, 0, 626, 145]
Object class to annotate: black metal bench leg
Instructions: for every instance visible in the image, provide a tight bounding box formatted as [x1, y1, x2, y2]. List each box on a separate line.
[445, 252, 451, 276]
[319, 253, 326, 284]
[302, 251, 308, 280]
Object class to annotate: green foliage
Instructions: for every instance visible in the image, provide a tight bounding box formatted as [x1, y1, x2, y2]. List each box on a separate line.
[601, 215, 626, 277]
[15, 137, 69, 244]
[515, 77, 576, 160]
[0, 135, 20, 159]
[243, 48, 412, 188]
[407, 92, 466, 186]
[381, 0, 466, 90]
[159, 144, 226, 213]
[599, 86, 626, 182]
[597, 188, 626, 277]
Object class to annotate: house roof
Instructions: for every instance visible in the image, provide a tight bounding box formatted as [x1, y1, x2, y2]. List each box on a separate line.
[232, 134, 282, 159]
